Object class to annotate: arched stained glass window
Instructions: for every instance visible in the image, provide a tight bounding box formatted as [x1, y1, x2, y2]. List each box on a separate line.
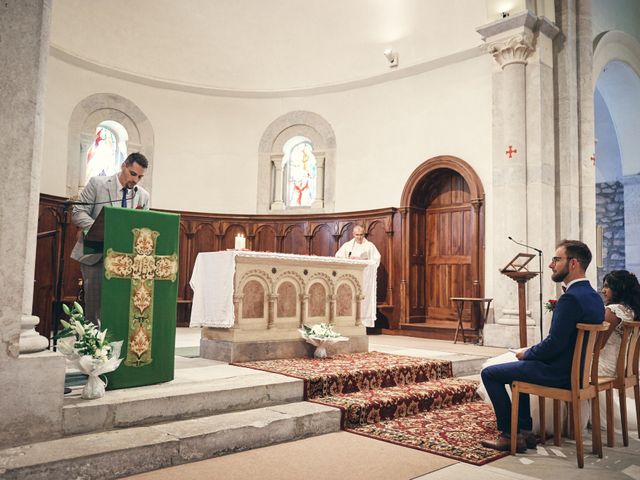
[283, 136, 317, 207]
[84, 121, 128, 185]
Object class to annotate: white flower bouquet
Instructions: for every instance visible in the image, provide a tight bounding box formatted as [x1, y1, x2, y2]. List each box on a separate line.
[299, 323, 348, 359]
[55, 302, 124, 399]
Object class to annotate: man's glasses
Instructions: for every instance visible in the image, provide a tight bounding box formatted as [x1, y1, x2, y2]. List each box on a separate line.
[551, 256, 574, 264]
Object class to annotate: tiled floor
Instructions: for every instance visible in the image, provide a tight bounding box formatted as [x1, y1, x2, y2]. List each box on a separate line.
[159, 328, 640, 480]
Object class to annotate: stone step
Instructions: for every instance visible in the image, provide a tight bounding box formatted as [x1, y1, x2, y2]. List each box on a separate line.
[0, 401, 341, 480]
[313, 377, 479, 428]
[63, 364, 303, 435]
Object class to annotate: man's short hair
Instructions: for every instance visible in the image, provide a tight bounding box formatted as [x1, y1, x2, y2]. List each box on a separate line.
[124, 152, 148, 169]
[557, 239, 592, 270]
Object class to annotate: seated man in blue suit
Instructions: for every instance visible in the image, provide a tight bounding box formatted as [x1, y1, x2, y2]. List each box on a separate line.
[481, 239, 604, 451]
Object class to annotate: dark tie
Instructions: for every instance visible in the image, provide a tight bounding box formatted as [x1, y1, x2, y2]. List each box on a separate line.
[121, 187, 128, 208]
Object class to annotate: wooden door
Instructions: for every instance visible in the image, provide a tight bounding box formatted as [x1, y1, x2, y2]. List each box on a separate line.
[425, 172, 472, 326]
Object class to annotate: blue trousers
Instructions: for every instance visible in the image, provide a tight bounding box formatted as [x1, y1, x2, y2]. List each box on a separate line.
[481, 360, 570, 433]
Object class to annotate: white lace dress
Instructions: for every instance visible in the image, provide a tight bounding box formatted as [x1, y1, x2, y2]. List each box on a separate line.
[599, 303, 635, 377]
[598, 303, 637, 432]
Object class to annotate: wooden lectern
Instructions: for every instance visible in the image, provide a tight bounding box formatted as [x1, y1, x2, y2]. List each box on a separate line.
[86, 206, 180, 389]
[501, 253, 538, 348]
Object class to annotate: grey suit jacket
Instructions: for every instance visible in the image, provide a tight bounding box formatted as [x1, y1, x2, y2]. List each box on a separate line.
[70, 174, 150, 265]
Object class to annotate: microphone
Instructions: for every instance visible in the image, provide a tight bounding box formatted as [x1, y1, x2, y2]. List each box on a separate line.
[64, 190, 138, 207]
[508, 236, 542, 253]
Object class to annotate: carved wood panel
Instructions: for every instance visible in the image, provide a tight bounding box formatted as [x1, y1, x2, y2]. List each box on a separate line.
[34, 195, 399, 334]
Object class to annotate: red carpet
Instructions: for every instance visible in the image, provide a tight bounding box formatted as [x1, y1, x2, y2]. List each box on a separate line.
[236, 351, 506, 465]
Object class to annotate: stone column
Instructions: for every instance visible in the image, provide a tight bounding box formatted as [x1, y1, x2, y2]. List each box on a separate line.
[270, 154, 285, 210]
[478, 13, 537, 346]
[623, 174, 640, 276]
[311, 154, 325, 209]
[577, 0, 597, 279]
[0, 0, 65, 448]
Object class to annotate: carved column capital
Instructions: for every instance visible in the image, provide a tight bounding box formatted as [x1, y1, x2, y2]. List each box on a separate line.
[485, 32, 535, 68]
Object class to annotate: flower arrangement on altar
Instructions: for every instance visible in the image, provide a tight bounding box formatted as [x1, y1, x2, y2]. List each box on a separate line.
[55, 302, 123, 399]
[544, 299, 558, 312]
[299, 323, 348, 359]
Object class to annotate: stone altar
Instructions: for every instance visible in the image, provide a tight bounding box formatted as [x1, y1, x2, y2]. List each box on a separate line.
[190, 250, 372, 362]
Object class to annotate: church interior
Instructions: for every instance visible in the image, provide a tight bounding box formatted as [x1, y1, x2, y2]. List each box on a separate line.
[3, 0, 640, 478]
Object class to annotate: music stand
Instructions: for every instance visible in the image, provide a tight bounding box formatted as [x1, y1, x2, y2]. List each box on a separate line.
[501, 253, 536, 273]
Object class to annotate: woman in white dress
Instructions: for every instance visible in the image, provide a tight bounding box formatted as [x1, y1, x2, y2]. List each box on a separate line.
[597, 270, 640, 431]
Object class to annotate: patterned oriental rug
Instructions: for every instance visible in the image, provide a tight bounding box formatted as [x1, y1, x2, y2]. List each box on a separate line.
[235, 352, 507, 466]
[233, 351, 453, 400]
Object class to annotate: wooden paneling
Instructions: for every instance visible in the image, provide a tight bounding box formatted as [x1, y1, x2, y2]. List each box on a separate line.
[34, 194, 399, 334]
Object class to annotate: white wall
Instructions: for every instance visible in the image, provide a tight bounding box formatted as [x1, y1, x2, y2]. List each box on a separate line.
[41, 54, 493, 215]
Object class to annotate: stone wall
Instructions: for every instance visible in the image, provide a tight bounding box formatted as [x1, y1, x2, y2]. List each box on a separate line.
[596, 180, 625, 286]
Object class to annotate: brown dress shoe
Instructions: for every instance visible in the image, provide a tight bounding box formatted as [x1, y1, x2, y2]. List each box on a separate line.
[481, 433, 526, 453]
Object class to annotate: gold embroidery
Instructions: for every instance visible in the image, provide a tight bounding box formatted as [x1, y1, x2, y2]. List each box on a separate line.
[103, 228, 178, 367]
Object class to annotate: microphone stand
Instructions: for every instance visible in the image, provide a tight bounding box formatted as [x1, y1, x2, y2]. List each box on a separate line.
[51, 201, 72, 351]
[508, 236, 544, 342]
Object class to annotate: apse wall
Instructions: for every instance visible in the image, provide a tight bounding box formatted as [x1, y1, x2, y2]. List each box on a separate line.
[40, 54, 493, 215]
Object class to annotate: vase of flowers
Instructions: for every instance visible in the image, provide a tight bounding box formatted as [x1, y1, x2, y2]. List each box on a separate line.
[55, 302, 123, 399]
[299, 323, 348, 359]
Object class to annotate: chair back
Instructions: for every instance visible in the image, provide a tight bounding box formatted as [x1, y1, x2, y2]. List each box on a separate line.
[572, 322, 609, 391]
[615, 320, 640, 384]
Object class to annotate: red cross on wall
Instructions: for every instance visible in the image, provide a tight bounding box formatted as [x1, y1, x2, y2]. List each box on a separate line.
[506, 145, 517, 158]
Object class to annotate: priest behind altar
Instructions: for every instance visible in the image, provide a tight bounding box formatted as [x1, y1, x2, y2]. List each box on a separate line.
[335, 225, 381, 264]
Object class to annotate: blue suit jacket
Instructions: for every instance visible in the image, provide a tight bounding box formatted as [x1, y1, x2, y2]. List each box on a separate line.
[522, 279, 604, 384]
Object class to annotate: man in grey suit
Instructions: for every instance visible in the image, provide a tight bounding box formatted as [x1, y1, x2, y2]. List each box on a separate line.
[71, 152, 151, 325]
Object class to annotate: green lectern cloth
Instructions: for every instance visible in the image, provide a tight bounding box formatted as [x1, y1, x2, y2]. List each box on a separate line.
[99, 207, 180, 389]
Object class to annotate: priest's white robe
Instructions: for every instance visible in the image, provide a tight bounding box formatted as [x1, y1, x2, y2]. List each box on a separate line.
[335, 238, 381, 263]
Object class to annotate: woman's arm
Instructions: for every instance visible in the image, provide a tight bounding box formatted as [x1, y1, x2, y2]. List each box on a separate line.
[600, 307, 622, 348]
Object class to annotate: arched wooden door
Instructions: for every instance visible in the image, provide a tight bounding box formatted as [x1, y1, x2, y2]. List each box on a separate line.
[400, 156, 484, 340]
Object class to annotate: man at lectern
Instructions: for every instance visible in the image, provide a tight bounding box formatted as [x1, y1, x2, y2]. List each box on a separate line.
[70, 152, 151, 325]
[335, 225, 381, 264]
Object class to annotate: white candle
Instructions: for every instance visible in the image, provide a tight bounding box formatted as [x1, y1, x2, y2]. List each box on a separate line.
[235, 234, 246, 250]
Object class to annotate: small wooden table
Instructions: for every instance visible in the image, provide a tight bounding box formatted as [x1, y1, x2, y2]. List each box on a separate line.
[450, 297, 493, 345]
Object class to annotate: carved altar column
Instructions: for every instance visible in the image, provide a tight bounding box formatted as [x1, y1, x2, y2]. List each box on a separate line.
[329, 294, 336, 324]
[299, 293, 309, 327]
[267, 293, 278, 329]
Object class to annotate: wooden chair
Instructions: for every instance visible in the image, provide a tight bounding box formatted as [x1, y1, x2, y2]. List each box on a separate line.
[596, 320, 640, 447]
[510, 322, 609, 468]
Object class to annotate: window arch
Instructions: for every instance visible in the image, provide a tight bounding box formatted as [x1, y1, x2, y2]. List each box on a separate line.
[257, 111, 336, 214]
[66, 93, 154, 197]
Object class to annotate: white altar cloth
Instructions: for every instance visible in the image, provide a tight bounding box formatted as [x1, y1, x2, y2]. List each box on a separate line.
[189, 250, 378, 328]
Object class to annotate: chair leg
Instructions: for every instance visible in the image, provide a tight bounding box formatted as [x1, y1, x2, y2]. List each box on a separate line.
[539, 396, 545, 446]
[554, 399, 562, 446]
[620, 387, 629, 447]
[606, 389, 614, 447]
[572, 399, 584, 468]
[634, 383, 640, 439]
[591, 394, 603, 458]
[567, 402, 575, 439]
[511, 384, 520, 455]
